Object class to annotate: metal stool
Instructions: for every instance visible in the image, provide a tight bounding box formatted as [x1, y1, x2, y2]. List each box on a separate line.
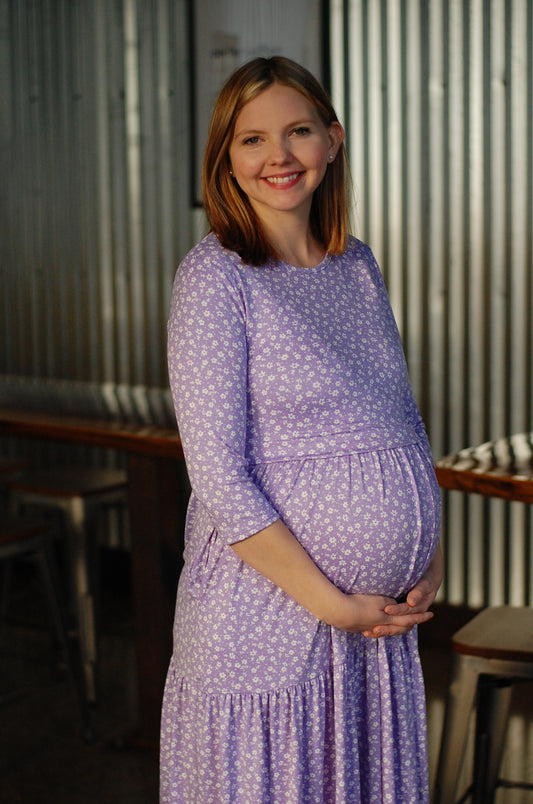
[434, 606, 533, 804]
[0, 517, 93, 740]
[8, 466, 128, 702]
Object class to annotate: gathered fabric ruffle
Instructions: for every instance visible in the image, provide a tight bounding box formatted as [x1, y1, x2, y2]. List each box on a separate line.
[160, 629, 430, 804]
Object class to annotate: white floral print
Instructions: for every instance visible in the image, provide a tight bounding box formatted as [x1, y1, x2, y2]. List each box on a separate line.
[161, 235, 441, 803]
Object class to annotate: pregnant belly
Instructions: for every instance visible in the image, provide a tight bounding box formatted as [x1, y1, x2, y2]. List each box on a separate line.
[252, 444, 441, 599]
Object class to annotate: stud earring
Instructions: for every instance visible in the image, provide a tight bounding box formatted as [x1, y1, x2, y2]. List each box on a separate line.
[328, 154, 334, 161]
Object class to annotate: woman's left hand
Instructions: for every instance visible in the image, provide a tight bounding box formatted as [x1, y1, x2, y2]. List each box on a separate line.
[363, 542, 444, 638]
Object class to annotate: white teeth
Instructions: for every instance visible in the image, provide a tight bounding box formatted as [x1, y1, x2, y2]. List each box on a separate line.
[265, 173, 299, 185]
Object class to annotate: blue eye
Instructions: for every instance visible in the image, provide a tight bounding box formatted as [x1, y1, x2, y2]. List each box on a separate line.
[293, 127, 311, 136]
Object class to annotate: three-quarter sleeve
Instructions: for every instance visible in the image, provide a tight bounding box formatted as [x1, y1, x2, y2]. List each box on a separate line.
[167, 249, 279, 545]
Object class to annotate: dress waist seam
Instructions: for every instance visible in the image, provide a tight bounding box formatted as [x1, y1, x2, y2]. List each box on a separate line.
[248, 428, 422, 466]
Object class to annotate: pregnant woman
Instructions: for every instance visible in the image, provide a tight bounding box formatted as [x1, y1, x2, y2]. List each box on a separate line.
[161, 56, 443, 804]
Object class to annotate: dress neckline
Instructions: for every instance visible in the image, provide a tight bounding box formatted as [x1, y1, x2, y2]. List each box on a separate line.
[273, 252, 332, 272]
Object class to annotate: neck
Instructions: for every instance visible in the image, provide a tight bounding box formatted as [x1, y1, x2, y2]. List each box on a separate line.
[261, 212, 325, 268]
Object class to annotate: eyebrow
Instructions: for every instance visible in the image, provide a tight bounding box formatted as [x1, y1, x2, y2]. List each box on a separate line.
[233, 119, 317, 140]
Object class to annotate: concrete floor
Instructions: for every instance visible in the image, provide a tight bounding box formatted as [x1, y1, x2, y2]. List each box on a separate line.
[1, 554, 532, 804]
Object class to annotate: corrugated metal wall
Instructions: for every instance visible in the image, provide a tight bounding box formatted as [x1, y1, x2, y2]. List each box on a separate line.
[330, 0, 533, 606]
[1, 0, 194, 387]
[1, 0, 532, 605]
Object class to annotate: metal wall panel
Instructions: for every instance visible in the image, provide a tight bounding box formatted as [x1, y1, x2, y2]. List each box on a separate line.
[331, 0, 533, 606]
[1, 0, 194, 387]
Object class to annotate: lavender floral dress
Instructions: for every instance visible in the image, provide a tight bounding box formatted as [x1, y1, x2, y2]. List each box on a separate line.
[160, 234, 441, 803]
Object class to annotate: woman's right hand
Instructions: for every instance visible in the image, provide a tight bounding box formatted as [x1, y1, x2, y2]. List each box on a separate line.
[334, 592, 434, 635]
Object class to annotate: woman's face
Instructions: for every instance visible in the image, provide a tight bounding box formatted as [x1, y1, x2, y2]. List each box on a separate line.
[228, 83, 343, 226]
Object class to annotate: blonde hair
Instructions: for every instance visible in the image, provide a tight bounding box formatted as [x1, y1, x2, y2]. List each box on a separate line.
[202, 56, 350, 266]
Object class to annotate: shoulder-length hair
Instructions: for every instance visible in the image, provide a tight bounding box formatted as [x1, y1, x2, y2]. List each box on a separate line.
[202, 56, 350, 266]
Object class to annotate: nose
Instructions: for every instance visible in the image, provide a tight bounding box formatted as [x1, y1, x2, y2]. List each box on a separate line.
[267, 137, 291, 165]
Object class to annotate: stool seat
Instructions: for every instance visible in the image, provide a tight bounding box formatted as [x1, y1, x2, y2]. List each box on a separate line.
[434, 606, 533, 804]
[453, 606, 533, 663]
[8, 466, 129, 702]
[0, 517, 54, 550]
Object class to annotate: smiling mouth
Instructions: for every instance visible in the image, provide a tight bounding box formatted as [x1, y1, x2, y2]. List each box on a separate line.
[264, 172, 302, 185]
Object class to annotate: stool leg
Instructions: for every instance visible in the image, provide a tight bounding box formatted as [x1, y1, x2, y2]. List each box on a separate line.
[35, 540, 94, 741]
[64, 497, 98, 703]
[433, 653, 479, 804]
[472, 678, 513, 804]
